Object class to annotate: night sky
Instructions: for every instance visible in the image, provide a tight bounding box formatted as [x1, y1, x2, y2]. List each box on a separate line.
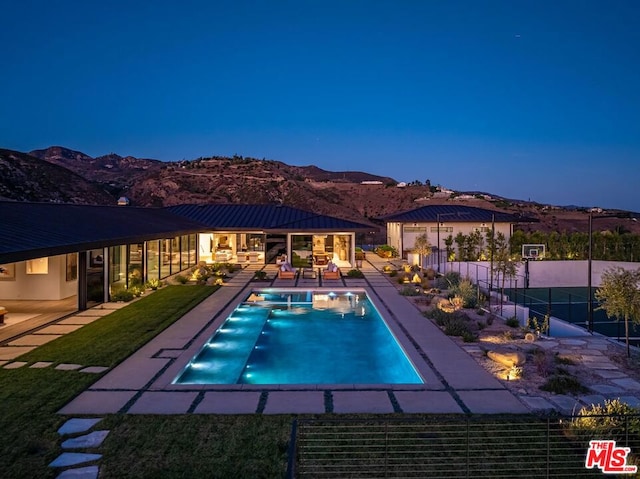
[1, 1, 638, 210]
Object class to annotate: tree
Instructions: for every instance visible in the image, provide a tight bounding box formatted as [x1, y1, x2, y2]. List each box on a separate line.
[492, 232, 519, 314]
[411, 233, 432, 269]
[595, 267, 640, 358]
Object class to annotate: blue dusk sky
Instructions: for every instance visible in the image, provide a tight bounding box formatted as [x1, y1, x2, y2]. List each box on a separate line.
[1, 1, 639, 211]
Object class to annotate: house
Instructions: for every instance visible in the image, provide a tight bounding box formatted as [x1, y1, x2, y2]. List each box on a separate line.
[382, 204, 531, 266]
[167, 204, 373, 269]
[0, 202, 373, 319]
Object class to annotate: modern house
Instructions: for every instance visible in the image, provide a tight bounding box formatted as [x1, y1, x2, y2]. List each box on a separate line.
[383, 204, 528, 265]
[167, 204, 374, 268]
[0, 202, 374, 317]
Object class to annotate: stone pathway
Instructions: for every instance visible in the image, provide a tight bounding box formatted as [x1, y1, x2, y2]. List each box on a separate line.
[472, 336, 640, 415]
[51, 417, 109, 478]
[1, 360, 108, 374]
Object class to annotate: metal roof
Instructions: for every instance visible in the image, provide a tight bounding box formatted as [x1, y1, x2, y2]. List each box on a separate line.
[167, 204, 375, 232]
[0, 201, 206, 264]
[381, 204, 531, 223]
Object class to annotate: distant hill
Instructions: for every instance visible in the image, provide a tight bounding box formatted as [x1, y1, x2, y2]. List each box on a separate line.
[0, 149, 114, 204]
[0, 146, 636, 237]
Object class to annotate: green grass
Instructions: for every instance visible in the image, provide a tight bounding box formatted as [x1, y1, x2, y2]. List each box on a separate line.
[99, 415, 291, 478]
[0, 285, 216, 478]
[19, 285, 216, 366]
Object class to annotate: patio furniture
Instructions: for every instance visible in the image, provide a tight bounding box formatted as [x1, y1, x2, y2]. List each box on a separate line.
[322, 268, 341, 280]
[302, 268, 317, 279]
[278, 269, 296, 280]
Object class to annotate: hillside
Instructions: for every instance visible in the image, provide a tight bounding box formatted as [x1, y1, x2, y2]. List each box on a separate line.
[0, 149, 114, 204]
[2, 146, 638, 237]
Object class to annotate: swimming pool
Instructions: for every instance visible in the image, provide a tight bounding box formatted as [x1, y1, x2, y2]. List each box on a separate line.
[174, 290, 423, 385]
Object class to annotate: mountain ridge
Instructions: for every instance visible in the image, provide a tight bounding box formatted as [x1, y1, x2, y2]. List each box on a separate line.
[0, 146, 636, 237]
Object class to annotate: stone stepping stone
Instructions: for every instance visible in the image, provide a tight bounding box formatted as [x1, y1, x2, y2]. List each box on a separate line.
[55, 364, 83, 371]
[520, 396, 555, 412]
[30, 361, 54, 369]
[590, 384, 625, 395]
[536, 340, 559, 350]
[49, 453, 102, 468]
[56, 465, 99, 479]
[0, 360, 7, 367]
[612, 378, 640, 391]
[62, 431, 109, 449]
[3, 361, 27, 369]
[593, 370, 628, 379]
[58, 418, 103, 436]
[547, 395, 583, 415]
[559, 339, 587, 346]
[79, 366, 109, 374]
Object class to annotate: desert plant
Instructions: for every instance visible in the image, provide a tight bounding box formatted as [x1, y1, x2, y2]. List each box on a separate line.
[346, 269, 364, 278]
[540, 373, 588, 395]
[442, 315, 473, 337]
[146, 278, 162, 290]
[399, 285, 421, 296]
[450, 278, 478, 309]
[569, 399, 640, 444]
[174, 274, 189, 284]
[505, 316, 520, 328]
[111, 288, 134, 302]
[253, 271, 268, 280]
[129, 285, 144, 297]
[527, 315, 550, 336]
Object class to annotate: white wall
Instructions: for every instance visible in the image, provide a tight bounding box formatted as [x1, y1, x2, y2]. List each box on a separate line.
[0, 255, 77, 300]
[443, 260, 640, 289]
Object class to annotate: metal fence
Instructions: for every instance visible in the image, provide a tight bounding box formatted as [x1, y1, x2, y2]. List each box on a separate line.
[287, 415, 640, 478]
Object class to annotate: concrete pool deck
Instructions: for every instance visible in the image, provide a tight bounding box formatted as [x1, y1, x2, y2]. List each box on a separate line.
[57, 259, 530, 416]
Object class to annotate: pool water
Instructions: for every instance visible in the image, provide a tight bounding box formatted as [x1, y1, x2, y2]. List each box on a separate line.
[174, 290, 423, 385]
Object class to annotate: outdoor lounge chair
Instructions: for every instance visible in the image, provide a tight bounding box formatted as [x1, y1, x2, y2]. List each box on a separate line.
[278, 269, 296, 280]
[322, 267, 341, 280]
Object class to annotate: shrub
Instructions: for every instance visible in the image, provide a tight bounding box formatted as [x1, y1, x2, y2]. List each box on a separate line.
[174, 274, 189, 284]
[129, 286, 144, 297]
[505, 316, 520, 328]
[461, 330, 477, 342]
[569, 399, 640, 444]
[540, 373, 588, 395]
[253, 271, 268, 280]
[399, 285, 421, 296]
[375, 244, 398, 258]
[423, 307, 454, 326]
[346, 269, 364, 278]
[442, 315, 473, 337]
[225, 263, 236, 273]
[146, 278, 162, 290]
[554, 353, 576, 365]
[389, 270, 398, 277]
[111, 288, 134, 302]
[450, 278, 478, 309]
[424, 267, 436, 280]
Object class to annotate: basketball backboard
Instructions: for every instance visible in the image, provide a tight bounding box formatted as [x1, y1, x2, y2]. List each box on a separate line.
[522, 244, 545, 260]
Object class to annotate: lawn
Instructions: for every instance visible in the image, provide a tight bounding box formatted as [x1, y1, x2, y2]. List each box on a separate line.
[0, 285, 217, 478]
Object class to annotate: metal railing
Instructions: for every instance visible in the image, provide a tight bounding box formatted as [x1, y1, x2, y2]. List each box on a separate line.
[287, 415, 640, 478]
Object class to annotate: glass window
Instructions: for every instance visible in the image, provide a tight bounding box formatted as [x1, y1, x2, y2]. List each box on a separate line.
[188, 234, 197, 266]
[26, 257, 48, 274]
[128, 243, 144, 287]
[171, 236, 180, 274]
[147, 240, 160, 281]
[109, 245, 127, 294]
[160, 239, 172, 278]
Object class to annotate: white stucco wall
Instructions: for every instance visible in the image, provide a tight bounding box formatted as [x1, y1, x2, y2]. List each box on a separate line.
[444, 260, 640, 289]
[0, 255, 77, 300]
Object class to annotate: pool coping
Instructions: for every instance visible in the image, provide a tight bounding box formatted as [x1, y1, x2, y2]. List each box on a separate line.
[58, 264, 530, 415]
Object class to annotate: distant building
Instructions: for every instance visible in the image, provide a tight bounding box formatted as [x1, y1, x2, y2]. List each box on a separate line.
[396, 182, 407, 188]
[117, 197, 130, 206]
[360, 180, 383, 185]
